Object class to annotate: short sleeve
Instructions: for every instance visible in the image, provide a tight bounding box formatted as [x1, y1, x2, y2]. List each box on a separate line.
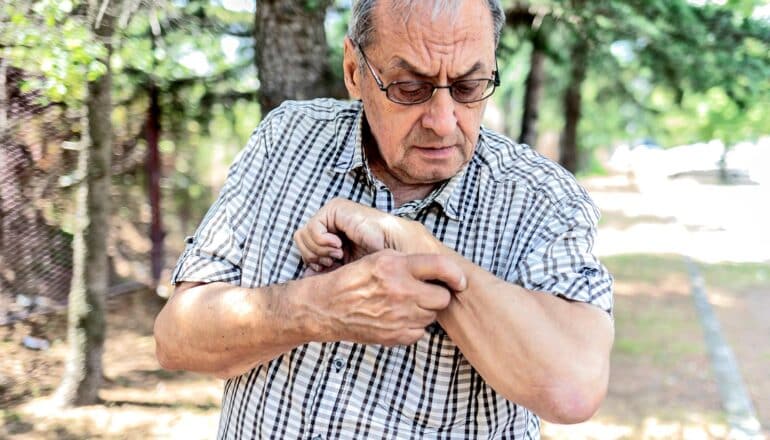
[512, 195, 613, 315]
[171, 111, 278, 286]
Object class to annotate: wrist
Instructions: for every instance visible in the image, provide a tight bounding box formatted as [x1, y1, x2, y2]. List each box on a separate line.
[288, 272, 337, 343]
[405, 220, 443, 254]
[283, 276, 328, 344]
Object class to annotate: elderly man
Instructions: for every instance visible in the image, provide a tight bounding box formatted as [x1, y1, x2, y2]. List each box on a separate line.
[154, 0, 614, 438]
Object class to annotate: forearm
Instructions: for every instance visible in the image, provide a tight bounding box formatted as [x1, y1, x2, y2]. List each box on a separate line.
[436, 250, 614, 423]
[153, 280, 319, 379]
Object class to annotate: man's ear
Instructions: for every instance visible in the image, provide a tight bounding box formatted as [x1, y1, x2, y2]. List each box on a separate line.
[343, 37, 362, 100]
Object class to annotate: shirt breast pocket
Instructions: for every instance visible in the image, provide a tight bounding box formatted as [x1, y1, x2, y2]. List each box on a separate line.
[378, 328, 471, 431]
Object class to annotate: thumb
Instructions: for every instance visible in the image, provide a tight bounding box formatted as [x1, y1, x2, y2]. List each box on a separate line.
[407, 254, 467, 292]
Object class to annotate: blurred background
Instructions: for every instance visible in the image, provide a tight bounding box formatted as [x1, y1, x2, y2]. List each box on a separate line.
[1, 0, 768, 438]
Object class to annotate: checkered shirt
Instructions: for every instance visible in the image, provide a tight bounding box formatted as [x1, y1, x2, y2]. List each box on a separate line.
[172, 98, 613, 439]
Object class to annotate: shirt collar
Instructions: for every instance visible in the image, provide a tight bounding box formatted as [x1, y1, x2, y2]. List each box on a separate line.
[330, 101, 366, 174]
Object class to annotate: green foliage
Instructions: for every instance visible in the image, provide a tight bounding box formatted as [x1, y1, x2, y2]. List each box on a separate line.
[582, 0, 770, 150]
[1, 0, 108, 105]
[497, 0, 770, 171]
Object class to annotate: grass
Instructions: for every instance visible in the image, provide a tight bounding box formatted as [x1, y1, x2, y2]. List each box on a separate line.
[603, 253, 688, 284]
[603, 253, 770, 293]
[613, 299, 703, 365]
[699, 261, 770, 292]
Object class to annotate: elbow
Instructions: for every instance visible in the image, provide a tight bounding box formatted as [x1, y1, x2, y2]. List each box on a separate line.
[535, 363, 610, 424]
[539, 382, 606, 424]
[153, 309, 180, 371]
[155, 340, 176, 371]
[154, 335, 176, 371]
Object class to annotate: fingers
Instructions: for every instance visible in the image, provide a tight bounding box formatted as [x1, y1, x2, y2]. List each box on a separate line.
[309, 220, 343, 253]
[391, 327, 427, 346]
[412, 281, 452, 311]
[294, 231, 320, 269]
[294, 218, 344, 269]
[406, 254, 467, 292]
[409, 305, 438, 327]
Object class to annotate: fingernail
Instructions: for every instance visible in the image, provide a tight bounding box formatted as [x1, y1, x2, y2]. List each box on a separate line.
[331, 250, 344, 260]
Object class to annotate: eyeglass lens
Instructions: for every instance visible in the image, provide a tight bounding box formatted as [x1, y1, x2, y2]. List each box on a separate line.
[388, 79, 494, 104]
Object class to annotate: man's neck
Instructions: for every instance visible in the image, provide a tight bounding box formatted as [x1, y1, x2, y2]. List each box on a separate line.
[362, 132, 438, 207]
[368, 161, 437, 207]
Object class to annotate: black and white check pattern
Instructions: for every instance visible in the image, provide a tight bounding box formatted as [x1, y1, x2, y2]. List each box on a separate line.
[172, 98, 613, 439]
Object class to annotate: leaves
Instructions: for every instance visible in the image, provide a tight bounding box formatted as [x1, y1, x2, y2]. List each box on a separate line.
[500, 0, 770, 157]
[1, 0, 108, 106]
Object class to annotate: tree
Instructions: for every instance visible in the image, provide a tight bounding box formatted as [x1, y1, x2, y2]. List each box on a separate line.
[53, 0, 123, 407]
[255, 0, 342, 113]
[505, 4, 550, 147]
[559, 38, 587, 173]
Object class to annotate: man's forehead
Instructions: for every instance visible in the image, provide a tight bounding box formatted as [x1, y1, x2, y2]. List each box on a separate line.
[372, 0, 493, 46]
[369, 0, 494, 74]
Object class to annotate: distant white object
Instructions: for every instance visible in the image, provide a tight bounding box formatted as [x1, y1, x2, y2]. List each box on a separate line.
[16, 294, 34, 309]
[660, 140, 724, 176]
[22, 336, 50, 351]
[609, 137, 768, 190]
[726, 137, 770, 186]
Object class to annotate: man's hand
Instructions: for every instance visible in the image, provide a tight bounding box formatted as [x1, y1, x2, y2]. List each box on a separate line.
[294, 198, 440, 272]
[310, 250, 466, 346]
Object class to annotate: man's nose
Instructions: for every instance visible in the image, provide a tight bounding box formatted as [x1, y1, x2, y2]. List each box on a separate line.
[421, 88, 458, 138]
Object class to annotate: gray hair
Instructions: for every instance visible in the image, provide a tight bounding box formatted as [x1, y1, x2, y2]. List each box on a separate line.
[348, 0, 505, 50]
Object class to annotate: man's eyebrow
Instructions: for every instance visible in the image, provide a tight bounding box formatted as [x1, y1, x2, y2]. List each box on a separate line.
[389, 57, 486, 79]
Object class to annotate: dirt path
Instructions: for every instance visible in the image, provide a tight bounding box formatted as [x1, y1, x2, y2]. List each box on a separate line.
[1, 290, 222, 439]
[709, 285, 770, 433]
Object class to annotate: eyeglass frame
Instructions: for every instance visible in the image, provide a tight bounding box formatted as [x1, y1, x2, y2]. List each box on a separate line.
[354, 41, 501, 106]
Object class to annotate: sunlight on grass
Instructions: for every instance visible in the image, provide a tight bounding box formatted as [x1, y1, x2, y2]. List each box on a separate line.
[14, 397, 220, 440]
[604, 254, 687, 284]
[699, 262, 770, 292]
[613, 298, 703, 365]
[604, 253, 770, 294]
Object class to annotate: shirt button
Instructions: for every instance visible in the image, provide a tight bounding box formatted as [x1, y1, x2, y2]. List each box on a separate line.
[312, 435, 323, 440]
[332, 357, 345, 372]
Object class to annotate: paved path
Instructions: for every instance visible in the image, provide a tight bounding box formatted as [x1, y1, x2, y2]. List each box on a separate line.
[686, 258, 764, 439]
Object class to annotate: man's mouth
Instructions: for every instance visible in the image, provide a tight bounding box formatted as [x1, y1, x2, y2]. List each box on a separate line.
[413, 145, 455, 159]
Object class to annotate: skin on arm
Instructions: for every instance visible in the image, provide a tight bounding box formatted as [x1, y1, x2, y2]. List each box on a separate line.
[293, 199, 614, 423]
[154, 250, 465, 379]
[154, 279, 321, 379]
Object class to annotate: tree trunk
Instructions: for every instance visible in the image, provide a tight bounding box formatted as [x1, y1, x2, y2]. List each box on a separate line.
[559, 41, 588, 174]
[1, 56, 7, 137]
[518, 31, 546, 147]
[54, 0, 119, 407]
[146, 81, 163, 285]
[254, 0, 337, 114]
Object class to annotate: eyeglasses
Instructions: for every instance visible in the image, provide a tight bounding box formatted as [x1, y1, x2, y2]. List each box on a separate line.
[356, 43, 500, 105]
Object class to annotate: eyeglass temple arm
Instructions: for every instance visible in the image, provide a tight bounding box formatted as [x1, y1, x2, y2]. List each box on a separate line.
[493, 57, 501, 86]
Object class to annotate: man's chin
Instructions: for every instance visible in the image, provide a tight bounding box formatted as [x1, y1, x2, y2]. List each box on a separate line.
[405, 168, 459, 185]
